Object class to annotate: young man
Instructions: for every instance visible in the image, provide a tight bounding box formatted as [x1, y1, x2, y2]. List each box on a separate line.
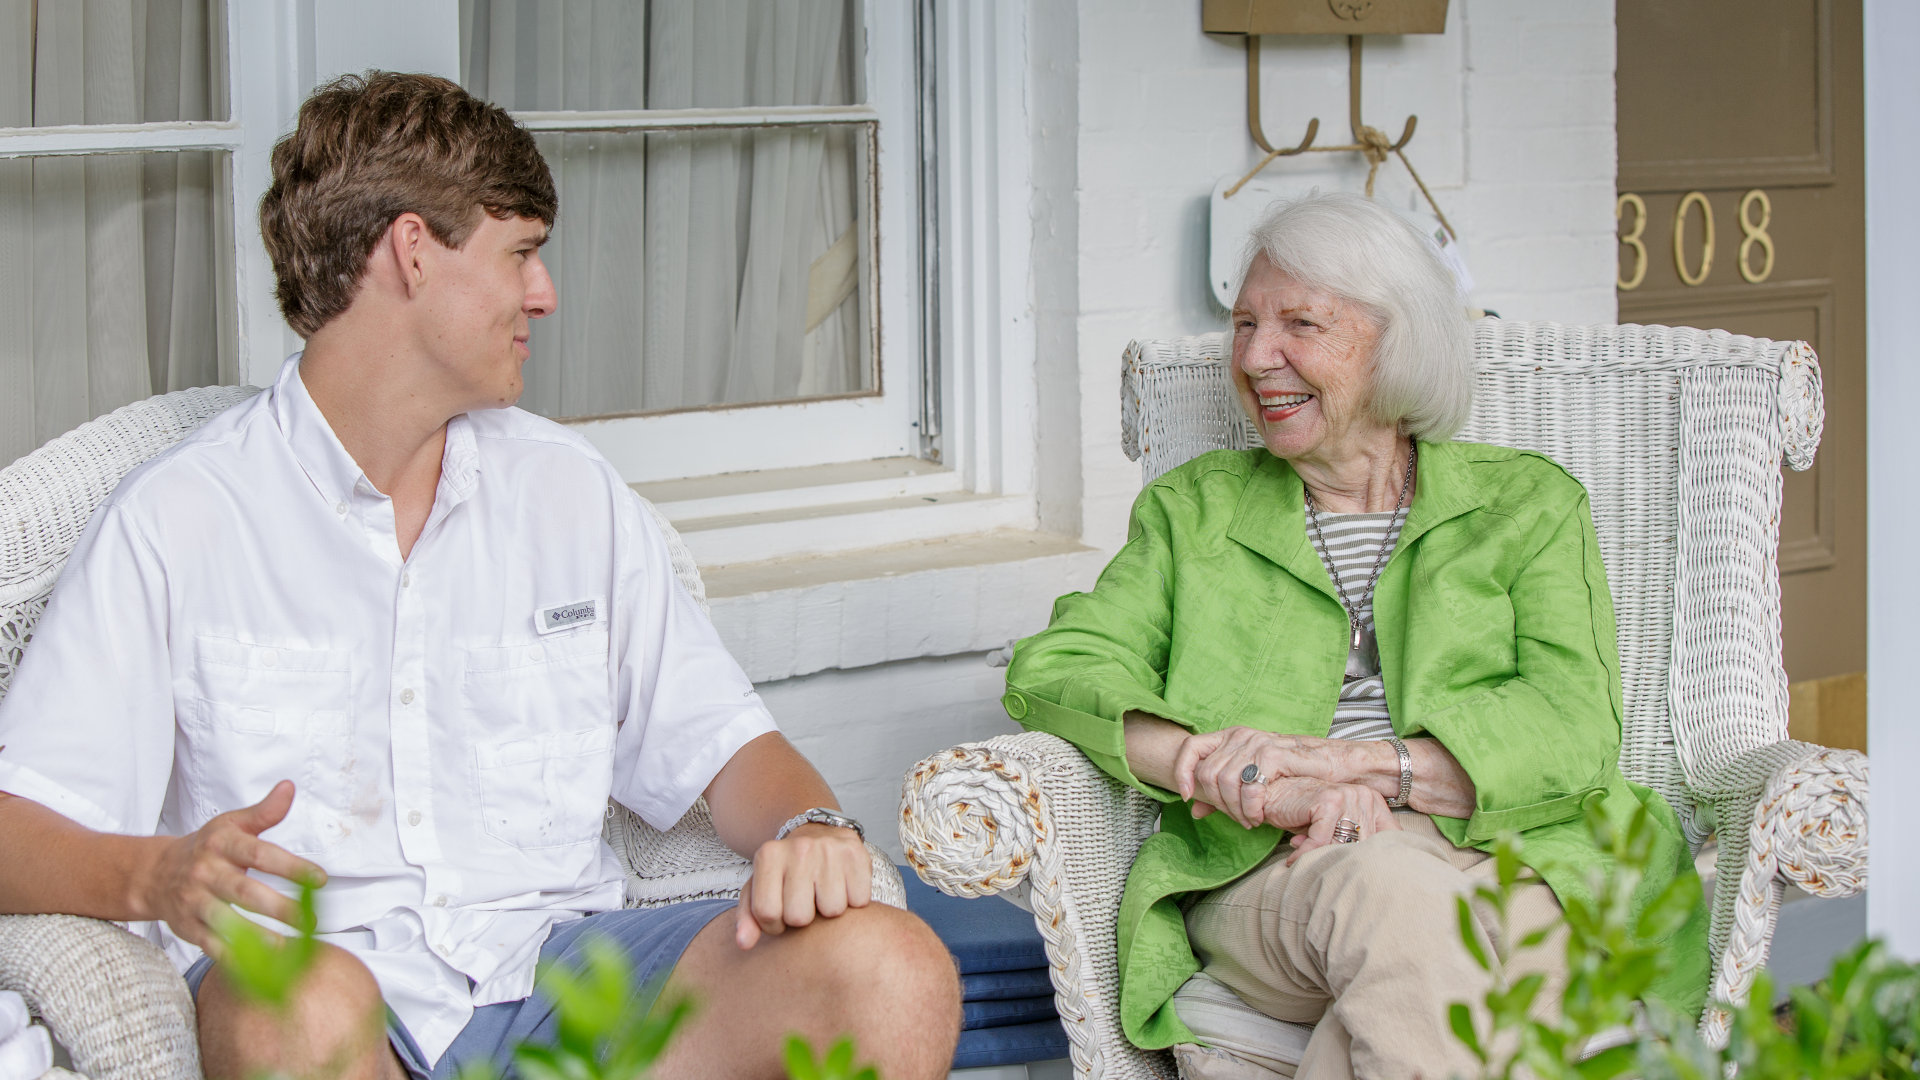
[0, 73, 959, 1080]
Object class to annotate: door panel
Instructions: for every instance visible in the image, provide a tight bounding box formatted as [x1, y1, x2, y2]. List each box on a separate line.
[1616, 0, 1865, 729]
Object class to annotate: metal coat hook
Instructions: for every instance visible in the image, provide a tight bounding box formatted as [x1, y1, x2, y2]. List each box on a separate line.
[1226, 32, 1453, 242]
[1244, 34, 1319, 158]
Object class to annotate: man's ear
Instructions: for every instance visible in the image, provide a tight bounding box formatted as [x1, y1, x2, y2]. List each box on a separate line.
[380, 213, 432, 299]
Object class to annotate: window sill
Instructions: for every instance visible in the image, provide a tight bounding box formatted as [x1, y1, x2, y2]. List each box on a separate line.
[635, 457, 1036, 565]
[699, 529, 1105, 683]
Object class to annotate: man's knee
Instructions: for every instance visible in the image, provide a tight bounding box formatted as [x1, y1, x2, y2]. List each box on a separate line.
[199, 943, 391, 1079]
[805, 904, 961, 1020]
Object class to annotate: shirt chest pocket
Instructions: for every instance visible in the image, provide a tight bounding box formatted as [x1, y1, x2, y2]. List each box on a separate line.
[462, 628, 614, 850]
[185, 636, 353, 857]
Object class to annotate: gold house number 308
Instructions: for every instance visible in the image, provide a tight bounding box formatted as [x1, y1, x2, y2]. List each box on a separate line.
[1616, 189, 1775, 290]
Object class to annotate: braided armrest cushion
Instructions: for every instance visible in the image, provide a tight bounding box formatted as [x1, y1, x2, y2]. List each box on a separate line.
[1692, 741, 1868, 1046]
[608, 798, 905, 911]
[901, 731, 1172, 1080]
[0, 914, 199, 1080]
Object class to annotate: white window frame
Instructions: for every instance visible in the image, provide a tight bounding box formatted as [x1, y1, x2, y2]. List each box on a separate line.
[0, 3, 296, 397]
[481, 4, 928, 487]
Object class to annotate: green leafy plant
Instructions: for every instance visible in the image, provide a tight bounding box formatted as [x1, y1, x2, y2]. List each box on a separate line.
[1450, 806, 1918, 1080]
[453, 938, 695, 1080]
[211, 875, 322, 1008]
[782, 1034, 881, 1080]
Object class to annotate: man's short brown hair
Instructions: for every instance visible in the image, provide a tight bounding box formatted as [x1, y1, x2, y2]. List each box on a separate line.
[259, 71, 558, 337]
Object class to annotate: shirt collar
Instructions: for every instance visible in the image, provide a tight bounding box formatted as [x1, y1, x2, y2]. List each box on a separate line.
[1225, 440, 1486, 594]
[270, 352, 483, 515]
[272, 352, 372, 514]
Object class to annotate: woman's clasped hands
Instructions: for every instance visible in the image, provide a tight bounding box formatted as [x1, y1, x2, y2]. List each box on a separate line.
[1172, 726, 1398, 864]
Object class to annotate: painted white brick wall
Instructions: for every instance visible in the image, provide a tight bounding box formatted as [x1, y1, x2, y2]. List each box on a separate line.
[763, 0, 1622, 848]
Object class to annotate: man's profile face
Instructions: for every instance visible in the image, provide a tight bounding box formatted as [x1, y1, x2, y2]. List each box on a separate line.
[418, 212, 556, 411]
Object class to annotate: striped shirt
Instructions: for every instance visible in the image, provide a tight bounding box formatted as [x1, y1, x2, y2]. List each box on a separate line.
[1307, 507, 1405, 742]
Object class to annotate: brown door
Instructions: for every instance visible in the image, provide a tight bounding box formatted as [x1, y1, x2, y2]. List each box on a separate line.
[1616, 0, 1866, 750]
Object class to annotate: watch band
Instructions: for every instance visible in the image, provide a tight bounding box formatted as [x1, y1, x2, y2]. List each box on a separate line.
[775, 806, 866, 842]
[1385, 737, 1413, 808]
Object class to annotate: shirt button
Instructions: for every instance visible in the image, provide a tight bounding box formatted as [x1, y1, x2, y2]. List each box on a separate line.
[526, 645, 544, 662]
[408, 809, 423, 826]
[259, 650, 277, 668]
[400, 688, 416, 705]
[401, 572, 411, 589]
[334, 501, 348, 516]
[433, 895, 448, 907]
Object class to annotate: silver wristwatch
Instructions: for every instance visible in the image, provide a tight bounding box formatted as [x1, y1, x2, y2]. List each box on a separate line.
[1385, 736, 1413, 808]
[774, 806, 865, 842]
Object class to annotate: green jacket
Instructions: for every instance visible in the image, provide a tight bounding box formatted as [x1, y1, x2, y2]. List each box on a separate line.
[1004, 442, 1709, 1049]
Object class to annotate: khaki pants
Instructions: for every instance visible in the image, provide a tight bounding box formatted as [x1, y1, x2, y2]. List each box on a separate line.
[1180, 812, 1569, 1080]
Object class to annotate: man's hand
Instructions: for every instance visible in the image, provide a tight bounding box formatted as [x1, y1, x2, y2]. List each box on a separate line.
[132, 779, 326, 956]
[733, 822, 871, 950]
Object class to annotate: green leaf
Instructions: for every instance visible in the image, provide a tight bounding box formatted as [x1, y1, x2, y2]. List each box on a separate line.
[1457, 896, 1491, 971]
[784, 1034, 820, 1080]
[507, 1044, 578, 1080]
[1633, 876, 1701, 942]
[824, 1037, 856, 1077]
[1495, 833, 1523, 890]
[1449, 1002, 1486, 1063]
[209, 877, 322, 1008]
[1507, 973, 1545, 1017]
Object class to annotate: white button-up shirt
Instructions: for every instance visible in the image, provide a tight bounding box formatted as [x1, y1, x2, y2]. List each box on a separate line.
[0, 356, 777, 1064]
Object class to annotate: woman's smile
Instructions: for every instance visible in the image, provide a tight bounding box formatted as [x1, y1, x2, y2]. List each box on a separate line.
[1256, 392, 1315, 423]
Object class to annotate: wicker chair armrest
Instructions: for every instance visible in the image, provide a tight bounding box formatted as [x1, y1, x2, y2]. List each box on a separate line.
[1691, 741, 1867, 1046]
[0, 914, 198, 1080]
[901, 731, 1172, 1080]
[610, 798, 904, 911]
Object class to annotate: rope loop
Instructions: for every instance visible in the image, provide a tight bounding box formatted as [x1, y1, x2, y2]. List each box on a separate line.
[1701, 747, 1868, 1048]
[899, 746, 1048, 898]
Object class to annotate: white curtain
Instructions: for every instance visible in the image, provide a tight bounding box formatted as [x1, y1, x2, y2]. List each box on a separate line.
[0, 0, 229, 466]
[461, 0, 864, 418]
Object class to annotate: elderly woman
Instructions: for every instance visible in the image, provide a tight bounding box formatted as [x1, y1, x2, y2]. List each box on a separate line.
[1004, 192, 1707, 1079]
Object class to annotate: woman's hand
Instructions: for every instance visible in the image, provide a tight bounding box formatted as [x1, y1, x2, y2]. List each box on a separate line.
[1174, 726, 1364, 828]
[1262, 778, 1399, 865]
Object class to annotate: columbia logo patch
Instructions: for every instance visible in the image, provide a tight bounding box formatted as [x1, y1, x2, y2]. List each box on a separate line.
[536, 600, 599, 634]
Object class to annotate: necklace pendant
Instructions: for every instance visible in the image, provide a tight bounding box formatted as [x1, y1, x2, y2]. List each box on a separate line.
[1346, 621, 1381, 680]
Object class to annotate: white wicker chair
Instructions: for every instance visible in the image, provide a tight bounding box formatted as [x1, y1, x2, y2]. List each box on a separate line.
[900, 320, 1869, 1079]
[0, 386, 905, 1080]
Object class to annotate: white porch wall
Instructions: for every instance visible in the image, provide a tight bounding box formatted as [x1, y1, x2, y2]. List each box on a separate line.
[758, 0, 1624, 852]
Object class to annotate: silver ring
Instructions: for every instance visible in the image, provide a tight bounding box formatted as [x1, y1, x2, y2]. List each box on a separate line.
[1240, 763, 1265, 785]
[1331, 817, 1362, 844]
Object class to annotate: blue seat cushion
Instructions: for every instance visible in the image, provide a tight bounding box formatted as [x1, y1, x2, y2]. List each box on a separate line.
[952, 1019, 1070, 1069]
[964, 996, 1058, 1031]
[959, 967, 1054, 1002]
[898, 866, 1049, 974]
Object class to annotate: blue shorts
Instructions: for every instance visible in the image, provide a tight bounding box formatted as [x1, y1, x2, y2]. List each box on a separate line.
[186, 899, 733, 1079]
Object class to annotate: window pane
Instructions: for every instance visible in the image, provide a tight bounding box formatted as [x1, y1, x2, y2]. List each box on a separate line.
[0, 151, 235, 465]
[461, 0, 859, 111]
[0, 0, 227, 126]
[517, 124, 873, 419]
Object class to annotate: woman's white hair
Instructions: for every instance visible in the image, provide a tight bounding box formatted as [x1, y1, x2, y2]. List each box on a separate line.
[1236, 191, 1472, 441]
